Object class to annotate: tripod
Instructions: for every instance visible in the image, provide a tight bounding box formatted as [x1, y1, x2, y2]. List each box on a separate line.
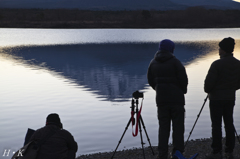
[111, 96, 154, 159]
[185, 95, 209, 148]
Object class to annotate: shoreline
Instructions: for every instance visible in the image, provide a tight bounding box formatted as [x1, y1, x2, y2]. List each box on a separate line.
[0, 8, 240, 29]
[76, 137, 240, 159]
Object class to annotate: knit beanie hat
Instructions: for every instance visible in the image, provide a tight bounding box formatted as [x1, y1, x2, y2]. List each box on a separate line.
[46, 113, 62, 128]
[219, 37, 235, 53]
[159, 39, 175, 53]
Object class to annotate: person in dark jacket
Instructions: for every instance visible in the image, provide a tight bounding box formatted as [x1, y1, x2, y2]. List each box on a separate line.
[30, 113, 78, 159]
[204, 37, 240, 159]
[147, 39, 188, 159]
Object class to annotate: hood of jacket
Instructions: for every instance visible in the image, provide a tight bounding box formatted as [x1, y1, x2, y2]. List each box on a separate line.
[154, 50, 174, 63]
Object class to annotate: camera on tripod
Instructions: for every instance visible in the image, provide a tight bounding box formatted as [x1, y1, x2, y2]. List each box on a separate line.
[132, 90, 144, 99]
[111, 90, 154, 159]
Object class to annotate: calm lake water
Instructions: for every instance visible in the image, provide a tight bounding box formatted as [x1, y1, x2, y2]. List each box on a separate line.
[1, 28, 240, 158]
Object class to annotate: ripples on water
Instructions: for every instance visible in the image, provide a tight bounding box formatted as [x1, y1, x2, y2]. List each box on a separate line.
[0, 29, 240, 158]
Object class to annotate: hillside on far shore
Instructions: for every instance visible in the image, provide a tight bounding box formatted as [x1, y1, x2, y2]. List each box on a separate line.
[0, 7, 240, 28]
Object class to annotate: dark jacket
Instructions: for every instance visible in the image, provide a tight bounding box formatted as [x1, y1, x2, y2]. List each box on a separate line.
[30, 125, 78, 159]
[204, 53, 240, 100]
[147, 51, 188, 106]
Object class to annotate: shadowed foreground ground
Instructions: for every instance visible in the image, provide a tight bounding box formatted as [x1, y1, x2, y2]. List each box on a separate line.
[76, 137, 240, 159]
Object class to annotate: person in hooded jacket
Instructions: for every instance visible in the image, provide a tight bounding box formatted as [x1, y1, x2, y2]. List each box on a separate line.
[29, 113, 78, 159]
[204, 37, 240, 159]
[147, 39, 188, 159]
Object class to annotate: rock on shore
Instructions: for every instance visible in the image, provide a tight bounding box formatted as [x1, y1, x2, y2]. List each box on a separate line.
[76, 137, 240, 159]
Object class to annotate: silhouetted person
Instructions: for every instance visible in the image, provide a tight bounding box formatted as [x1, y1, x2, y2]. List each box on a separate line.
[204, 37, 240, 159]
[147, 39, 188, 159]
[29, 113, 78, 159]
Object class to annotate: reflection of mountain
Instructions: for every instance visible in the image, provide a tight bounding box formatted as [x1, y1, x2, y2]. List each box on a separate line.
[5, 42, 215, 101]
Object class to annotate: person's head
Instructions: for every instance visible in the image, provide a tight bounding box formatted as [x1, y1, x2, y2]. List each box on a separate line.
[46, 113, 63, 129]
[159, 39, 175, 53]
[219, 37, 235, 56]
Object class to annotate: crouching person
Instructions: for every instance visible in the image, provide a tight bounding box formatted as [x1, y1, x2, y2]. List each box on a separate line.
[30, 113, 78, 159]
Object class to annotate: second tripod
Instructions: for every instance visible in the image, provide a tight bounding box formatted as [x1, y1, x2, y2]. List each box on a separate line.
[111, 91, 154, 159]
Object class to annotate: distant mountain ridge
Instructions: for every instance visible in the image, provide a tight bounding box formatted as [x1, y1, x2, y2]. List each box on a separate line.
[171, 0, 240, 9]
[0, 0, 184, 10]
[0, 0, 240, 10]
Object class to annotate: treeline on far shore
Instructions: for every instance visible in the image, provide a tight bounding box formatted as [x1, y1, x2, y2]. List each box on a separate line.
[0, 7, 240, 28]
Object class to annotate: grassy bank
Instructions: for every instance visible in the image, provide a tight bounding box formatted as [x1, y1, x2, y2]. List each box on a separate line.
[0, 7, 240, 28]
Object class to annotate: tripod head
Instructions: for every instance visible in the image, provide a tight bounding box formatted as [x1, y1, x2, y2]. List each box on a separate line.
[131, 91, 144, 112]
[132, 90, 144, 99]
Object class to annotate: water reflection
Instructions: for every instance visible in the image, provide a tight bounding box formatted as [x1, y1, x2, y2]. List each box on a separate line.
[1, 40, 240, 158]
[2, 41, 217, 101]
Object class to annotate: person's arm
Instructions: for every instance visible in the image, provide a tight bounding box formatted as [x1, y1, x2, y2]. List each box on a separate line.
[237, 75, 240, 90]
[64, 130, 78, 152]
[204, 62, 218, 93]
[175, 60, 188, 94]
[237, 63, 240, 90]
[147, 62, 156, 90]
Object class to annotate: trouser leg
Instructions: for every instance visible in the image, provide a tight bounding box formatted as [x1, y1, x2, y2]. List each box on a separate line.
[223, 100, 235, 153]
[171, 105, 185, 154]
[209, 100, 223, 153]
[158, 106, 171, 159]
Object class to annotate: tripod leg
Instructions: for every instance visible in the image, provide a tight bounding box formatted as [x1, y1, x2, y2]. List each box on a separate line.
[234, 126, 240, 144]
[138, 117, 146, 159]
[185, 95, 208, 148]
[111, 117, 132, 159]
[140, 115, 155, 155]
